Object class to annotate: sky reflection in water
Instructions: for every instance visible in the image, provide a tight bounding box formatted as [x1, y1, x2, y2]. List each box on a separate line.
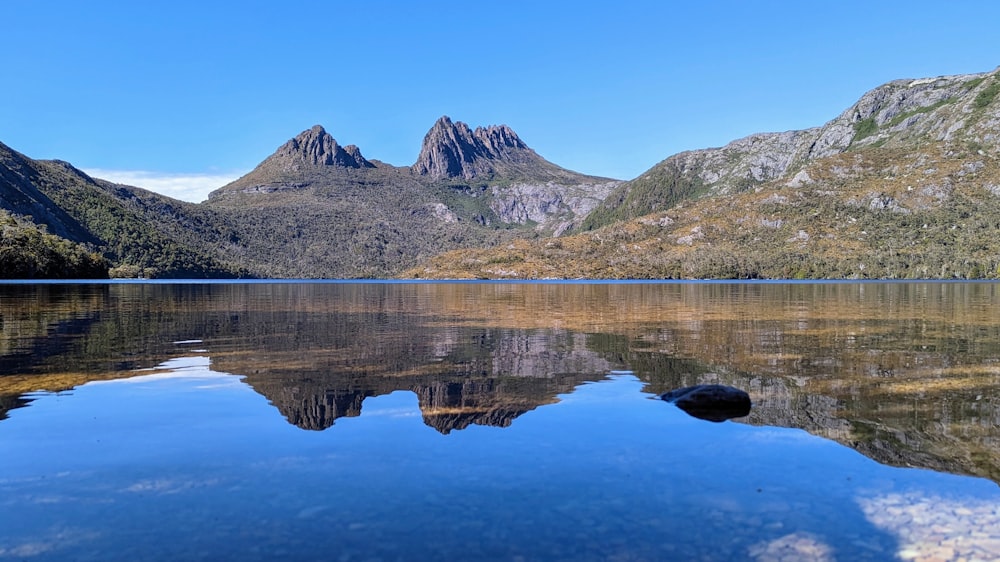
[2, 357, 999, 561]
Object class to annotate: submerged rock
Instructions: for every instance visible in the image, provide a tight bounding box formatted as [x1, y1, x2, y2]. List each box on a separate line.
[661, 384, 752, 422]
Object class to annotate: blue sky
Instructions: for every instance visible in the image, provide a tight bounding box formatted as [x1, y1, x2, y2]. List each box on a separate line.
[3, 1, 999, 202]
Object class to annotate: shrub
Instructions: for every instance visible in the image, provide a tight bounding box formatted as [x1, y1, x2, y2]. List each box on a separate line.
[974, 79, 1000, 109]
[853, 118, 878, 141]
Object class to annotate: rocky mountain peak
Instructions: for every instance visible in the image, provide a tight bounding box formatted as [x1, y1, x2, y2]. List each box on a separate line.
[273, 125, 373, 169]
[342, 144, 366, 164]
[475, 124, 527, 154]
[208, 125, 379, 199]
[413, 116, 534, 180]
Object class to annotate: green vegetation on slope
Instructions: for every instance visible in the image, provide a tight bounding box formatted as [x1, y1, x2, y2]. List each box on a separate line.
[0, 211, 108, 279]
[578, 159, 705, 232]
[28, 161, 249, 279]
[975, 77, 1000, 108]
[853, 118, 878, 142]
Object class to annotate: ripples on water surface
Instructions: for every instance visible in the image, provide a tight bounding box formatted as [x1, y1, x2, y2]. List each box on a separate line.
[1, 281, 999, 561]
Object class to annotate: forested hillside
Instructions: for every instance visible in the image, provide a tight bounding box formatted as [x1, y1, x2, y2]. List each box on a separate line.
[0, 210, 107, 278]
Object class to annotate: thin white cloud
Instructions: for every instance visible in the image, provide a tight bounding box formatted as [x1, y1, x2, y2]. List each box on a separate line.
[82, 169, 245, 203]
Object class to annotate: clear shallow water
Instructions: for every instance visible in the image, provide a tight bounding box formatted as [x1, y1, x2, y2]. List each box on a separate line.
[4, 359, 998, 562]
[2, 282, 1000, 561]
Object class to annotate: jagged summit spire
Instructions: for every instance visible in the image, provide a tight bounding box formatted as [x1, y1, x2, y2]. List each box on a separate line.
[212, 116, 606, 202]
[273, 125, 374, 169]
[413, 116, 532, 180]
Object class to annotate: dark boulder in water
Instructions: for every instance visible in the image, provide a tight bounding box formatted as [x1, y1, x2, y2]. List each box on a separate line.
[660, 384, 751, 422]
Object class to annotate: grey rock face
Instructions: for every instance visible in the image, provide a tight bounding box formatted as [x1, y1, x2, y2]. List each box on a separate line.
[409, 116, 624, 232]
[412, 116, 534, 180]
[587, 68, 1000, 229]
[341, 144, 371, 168]
[489, 180, 620, 232]
[815, 74, 983, 150]
[210, 125, 380, 199]
[668, 128, 822, 195]
[272, 125, 374, 170]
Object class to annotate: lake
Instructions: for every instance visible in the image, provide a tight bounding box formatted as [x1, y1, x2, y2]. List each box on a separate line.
[1, 281, 999, 561]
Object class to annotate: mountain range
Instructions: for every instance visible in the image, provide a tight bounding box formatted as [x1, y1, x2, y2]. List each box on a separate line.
[413, 67, 1000, 279]
[0, 115, 617, 278]
[2, 65, 1000, 279]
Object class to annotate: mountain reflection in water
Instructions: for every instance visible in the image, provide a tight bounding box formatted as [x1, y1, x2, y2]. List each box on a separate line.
[3, 357, 999, 562]
[1, 281, 999, 484]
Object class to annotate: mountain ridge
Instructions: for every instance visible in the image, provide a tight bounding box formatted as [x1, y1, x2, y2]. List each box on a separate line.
[414, 115, 542, 180]
[203, 117, 621, 275]
[580, 69, 997, 231]
[0, 141, 249, 278]
[408, 66, 1000, 279]
[0, 142, 99, 244]
[210, 116, 617, 199]
[4, 65, 1000, 279]
[1, 114, 620, 278]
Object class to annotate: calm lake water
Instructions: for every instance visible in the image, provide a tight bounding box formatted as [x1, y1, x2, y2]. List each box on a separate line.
[1, 281, 999, 561]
